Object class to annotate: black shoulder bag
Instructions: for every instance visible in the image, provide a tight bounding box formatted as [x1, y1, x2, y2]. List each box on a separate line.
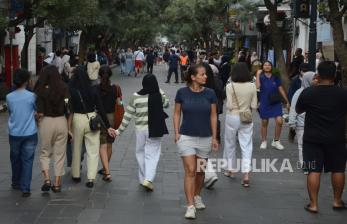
[77, 90, 106, 131]
[267, 76, 283, 105]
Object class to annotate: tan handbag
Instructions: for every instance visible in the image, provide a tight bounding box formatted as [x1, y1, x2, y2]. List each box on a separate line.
[231, 83, 252, 124]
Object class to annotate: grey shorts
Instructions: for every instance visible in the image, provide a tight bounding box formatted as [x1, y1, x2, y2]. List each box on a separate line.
[177, 135, 212, 159]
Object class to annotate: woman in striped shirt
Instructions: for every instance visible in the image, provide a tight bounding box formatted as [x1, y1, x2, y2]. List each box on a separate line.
[115, 74, 169, 191]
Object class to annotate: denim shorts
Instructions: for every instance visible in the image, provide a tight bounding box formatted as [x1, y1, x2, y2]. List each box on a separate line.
[177, 135, 212, 159]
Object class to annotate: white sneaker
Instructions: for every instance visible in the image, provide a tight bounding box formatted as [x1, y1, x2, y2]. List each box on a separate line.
[184, 205, 196, 219]
[194, 195, 206, 210]
[204, 176, 218, 189]
[260, 141, 267, 149]
[142, 180, 154, 191]
[271, 140, 284, 150]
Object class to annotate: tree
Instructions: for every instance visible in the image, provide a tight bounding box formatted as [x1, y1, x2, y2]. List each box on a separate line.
[324, 0, 347, 86]
[263, 0, 289, 86]
[0, 10, 7, 46]
[99, 0, 170, 48]
[163, 0, 228, 51]
[8, 0, 101, 68]
[0, 10, 6, 30]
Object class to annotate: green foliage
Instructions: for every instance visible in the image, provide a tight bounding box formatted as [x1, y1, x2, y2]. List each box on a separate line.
[0, 11, 7, 30]
[33, 0, 102, 31]
[162, 0, 258, 49]
[162, 0, 218, 48]
[99, 0, 170, 47]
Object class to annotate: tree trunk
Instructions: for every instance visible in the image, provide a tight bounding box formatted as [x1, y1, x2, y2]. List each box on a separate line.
[328, 0, 347, 87]
[327, 0, 347, 143]
[21, 26, 34, 69]
[264, 0, 289, 87]
[78, 31, 88, 64]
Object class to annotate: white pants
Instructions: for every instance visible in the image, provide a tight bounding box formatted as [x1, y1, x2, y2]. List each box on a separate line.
[223, 114, 253, 173]
[296, 129, 304, 167]
[135, 129, 162, 183]
[72, 113, 100, 180]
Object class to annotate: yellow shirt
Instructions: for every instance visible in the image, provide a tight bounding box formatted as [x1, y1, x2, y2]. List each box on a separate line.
[87, 61, 100, 80]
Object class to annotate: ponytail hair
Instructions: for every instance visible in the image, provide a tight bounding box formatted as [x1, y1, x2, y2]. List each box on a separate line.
[185, 64, 205, 85]
[99, 65, 113, 95]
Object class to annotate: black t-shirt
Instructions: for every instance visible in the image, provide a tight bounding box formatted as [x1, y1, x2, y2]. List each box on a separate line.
[69, 86, 110, 128]
[296, 85, 347, 143]
[146, 52, 156, 64]
[97, 85, 117, 114]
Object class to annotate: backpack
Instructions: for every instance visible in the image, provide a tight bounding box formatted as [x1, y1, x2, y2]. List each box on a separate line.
[121, 55, 126, 63]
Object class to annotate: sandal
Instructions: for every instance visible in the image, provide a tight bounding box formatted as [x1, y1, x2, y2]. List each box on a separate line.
[51, 185, 61, 193]
[223, 171, 235, 179]
[102, 174, 112, 182]
[98, 169, 105, 175]
[41, 180, 51, 192]
[241, 179, 250, 188]
[304, 204, 318, 213]
[333, 201, 347, 211]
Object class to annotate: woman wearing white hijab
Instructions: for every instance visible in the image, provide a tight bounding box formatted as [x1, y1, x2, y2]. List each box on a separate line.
[61, 54, 73, 80]
[43, 53, 55, 66]
[288, 72, 318, 169]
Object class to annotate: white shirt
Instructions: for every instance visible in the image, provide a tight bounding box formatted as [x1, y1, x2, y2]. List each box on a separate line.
[134, 51, 145, 61]
[53, 56, 63, 74]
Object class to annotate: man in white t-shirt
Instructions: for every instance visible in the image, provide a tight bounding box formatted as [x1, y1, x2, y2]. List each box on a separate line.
[134, 47, 145, 77]
[52, 50, 64, 74]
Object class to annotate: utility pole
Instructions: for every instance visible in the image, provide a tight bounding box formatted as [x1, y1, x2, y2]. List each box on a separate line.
[8, 0, 15, 86]
[308, 0, 317, 71]
[273, 0, 277, 67]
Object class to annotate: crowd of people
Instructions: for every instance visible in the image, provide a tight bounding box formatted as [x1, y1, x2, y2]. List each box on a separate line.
[5, 45, 347, 220]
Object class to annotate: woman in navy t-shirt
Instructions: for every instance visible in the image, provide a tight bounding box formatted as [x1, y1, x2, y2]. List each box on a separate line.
[173, 64, 219, 219]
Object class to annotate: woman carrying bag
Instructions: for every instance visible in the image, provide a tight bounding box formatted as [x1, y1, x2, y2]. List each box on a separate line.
[115, 74, 169, 191]
[223, 63, 257, 187]
[256, 61, 290, 150]
[68, 66, 115, 188]
[97, 65, 123, 182]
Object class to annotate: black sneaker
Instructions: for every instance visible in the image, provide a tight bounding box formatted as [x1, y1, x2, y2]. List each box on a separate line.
[165, 81, 170, 83]
[11, 184, 20, 190]
[86, 181, 94, 188]
[72, 177, 81, 183]
[22, 192, 31, 197]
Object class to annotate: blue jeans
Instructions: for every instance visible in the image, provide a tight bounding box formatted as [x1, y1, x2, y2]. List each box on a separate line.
[9, 134, 38, 193]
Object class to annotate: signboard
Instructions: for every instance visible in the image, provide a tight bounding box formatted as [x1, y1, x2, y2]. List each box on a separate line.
[294, 0, 310, 18]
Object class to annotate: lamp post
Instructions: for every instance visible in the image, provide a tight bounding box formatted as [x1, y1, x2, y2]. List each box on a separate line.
[308, 0, 317, 71]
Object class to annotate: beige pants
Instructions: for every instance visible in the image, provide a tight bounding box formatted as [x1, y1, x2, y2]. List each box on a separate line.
[39, 116, 68, 176]
[71, 113, 100, 180]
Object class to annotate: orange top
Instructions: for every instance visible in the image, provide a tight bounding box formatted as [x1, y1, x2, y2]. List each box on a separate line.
[180, 56, 189, 65]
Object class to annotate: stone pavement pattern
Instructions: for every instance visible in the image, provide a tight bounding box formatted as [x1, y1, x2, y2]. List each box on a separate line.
[0, 64, 345, 224]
